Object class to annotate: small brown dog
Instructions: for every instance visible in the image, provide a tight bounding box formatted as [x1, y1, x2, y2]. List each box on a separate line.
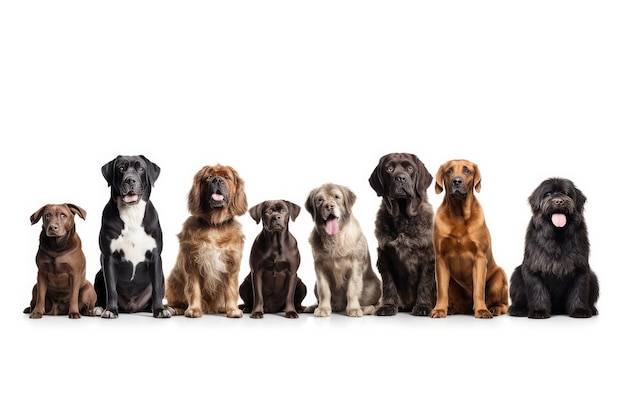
[430, 160, 508, 318]
[239, 200, 307, 318]
[24, 203, 96, 319]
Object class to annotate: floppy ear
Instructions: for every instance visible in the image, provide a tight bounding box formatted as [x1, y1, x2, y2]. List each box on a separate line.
[368, 158, 385, 197]
[140, 155, 161, 187]
[573, 184, 587, 213]
[101, 156, 120, 187]
[30, 205, 48, 225]
[229, 167, 248, 217]
[187, 166, 206, 215]
[248, 202, 264, 224]
[342, 186, 357, 215]
[412, 155, 433, 197]
[473, 163, 482, 193]
[528, 182, 543, 212]
[434, 164, 445, 195]
[304, 189, 317, 220]
[66, 204, 87, 221]
[285, 200, 301, 221]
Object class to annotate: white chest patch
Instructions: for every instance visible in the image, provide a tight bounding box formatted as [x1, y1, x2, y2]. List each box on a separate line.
[110, 199, 157, 280]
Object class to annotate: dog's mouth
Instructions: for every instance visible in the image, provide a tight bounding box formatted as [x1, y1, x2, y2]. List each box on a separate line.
[551, 212, 567, 228]
[209, 190, 227, 207]
[324, 214, 339, 236]
[122, 193, 141, 205]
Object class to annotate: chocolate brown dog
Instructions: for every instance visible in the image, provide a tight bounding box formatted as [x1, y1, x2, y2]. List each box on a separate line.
[24, 203, 96, 319]
[239, 200, 307, 318]
[430, 159, 508, 318]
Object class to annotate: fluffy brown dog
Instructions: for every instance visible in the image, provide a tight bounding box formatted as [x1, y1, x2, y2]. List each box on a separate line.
[239, 200, 307, 318]
[430, 159, 508, 318]
[24, 203, 96, 319]
[165, 164, 248, 318]
[304, 183, 381, 317]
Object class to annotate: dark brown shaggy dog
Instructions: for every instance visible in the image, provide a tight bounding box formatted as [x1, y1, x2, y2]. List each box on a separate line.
[369, 152, 436, 316]
[24, 203, 96, 319]
[165, 164, 248, 318]
[305, 183, 381, 317]
[509, 177, 599, 318]
[239, 200, 307, 318]
[430, 159, 508, 318]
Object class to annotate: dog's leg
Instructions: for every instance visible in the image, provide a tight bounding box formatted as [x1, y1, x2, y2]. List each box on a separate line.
[313, 269, 332, 317]
[375, 249, 400, 316]
[431, 258, 451, 318]
[149, 257, 172, 318]
[486, 268, 509, 316]
[68, 273, 82, 319]
[472, 255, 492, 319]
[524, 271, 552, 319]
[250, 270, 265, 319]
[413, 259, 436, 316]
[100, 262, 120, 319]
[284, 271, 299, 319]
[508, 266, 528, 317]
[345, 264, 364, 317]
[566, 272, 595, 318]
[225, 272, 243, 318]
[29, 272, 48, 319]
[184, 272, 204, 318]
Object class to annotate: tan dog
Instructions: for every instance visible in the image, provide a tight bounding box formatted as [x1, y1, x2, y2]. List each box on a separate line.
[304, 183, 381, 317]
[24, 204, 96, 319]
[165, 164, 248, 318]
[430, 160, 508, 318]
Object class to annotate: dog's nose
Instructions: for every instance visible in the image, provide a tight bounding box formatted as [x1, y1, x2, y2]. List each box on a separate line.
[553, 197, 564, 205]
[124, 177, 136, 185]
[212, 177, 224, 185]
[394, 174, 408, 184]
[452, 177, 463, 186]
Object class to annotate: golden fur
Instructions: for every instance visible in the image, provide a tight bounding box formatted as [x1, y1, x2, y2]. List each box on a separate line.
[165, 164, 248, 318]
[430, 159, 508, 318]
[304, 183, 381, 317]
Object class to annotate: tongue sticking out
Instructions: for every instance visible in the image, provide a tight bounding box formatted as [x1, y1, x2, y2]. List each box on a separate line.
[552, 213, 567, 228]
[123, 194, 139, 203]
[325, 218, 339, 235]
[212, 193, 224, 201]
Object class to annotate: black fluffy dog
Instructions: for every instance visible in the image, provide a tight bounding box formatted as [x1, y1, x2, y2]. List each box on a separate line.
[94, 155, 172, 318]
[509, 177, 599, 318]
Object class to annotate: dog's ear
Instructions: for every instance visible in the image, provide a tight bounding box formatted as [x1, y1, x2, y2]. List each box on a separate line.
[101, 156, 120, 187]
[249, 202, 264, 224]
[66, 204, 87, 221]
[30, 205, 48, 225]
[285, 200, 301, 221]
[368, 158, 385, 197]
[140, 155, 161, 187]
[573, 182, 587, 213]
[304, 189, 317, 220]
[473, 162, 482, 193]
[342, 186, 357, 215]
[434, 164, 445, 195]
[229, 167, 248, 217]
[411, 155, 433, 198]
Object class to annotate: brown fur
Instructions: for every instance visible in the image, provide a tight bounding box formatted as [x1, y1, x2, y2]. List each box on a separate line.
[430, 160, 508, 318]
[165, 164, 248, 318]
[25, 204, 96, 319]
[304, 183, 381, 317]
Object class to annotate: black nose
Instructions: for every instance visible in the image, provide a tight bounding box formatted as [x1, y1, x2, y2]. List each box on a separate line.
[395, 174, 408, 184]
[452, 177, 463, 186]
[124, 177, 136, 185]
[553, 197, 564, 205]
[212, 177, 224, 185]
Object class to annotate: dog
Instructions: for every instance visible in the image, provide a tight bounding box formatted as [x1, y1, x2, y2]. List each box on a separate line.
[304, 183, 381, 317]
[430, 159, 508, 318]
[165, 164, 248, 318]
[24, 203, 96, 319]
[509, 177, 599, 318]
[368, 152, 436, 316]
[93, 155, 171, 318]
[239, 200, 307, 318]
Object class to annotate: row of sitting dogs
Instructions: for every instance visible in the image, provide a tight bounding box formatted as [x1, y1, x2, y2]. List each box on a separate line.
[24, 153, 600, 321]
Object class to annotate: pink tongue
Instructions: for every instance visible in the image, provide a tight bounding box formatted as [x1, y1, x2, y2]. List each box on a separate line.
[325, 218, 339, 235]
[124, 194, 139, 203]
[552, 213, 567, 227]
[212, 193, 224, 201]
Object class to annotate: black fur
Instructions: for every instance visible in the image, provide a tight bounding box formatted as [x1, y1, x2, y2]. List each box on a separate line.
[509, 177, 599, 318]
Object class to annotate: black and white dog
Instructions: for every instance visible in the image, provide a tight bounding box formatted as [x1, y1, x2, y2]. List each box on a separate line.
[94, 155, 172, 318]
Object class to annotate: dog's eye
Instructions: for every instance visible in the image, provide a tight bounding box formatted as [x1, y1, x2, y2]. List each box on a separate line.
[386, 166, 393, 173]
[446, 169, 452, 176]
[206, 175, 213, 181]
[45, 213, 51, 220]
[280, 208, 287, 213]
[224, 175, 230, 180]
[463, 167, 470, 175]
[60, 213, 67, 219]
[545, 192, 552, 197]
[137, 166, 145, 173]
[405, 165, 414, 172]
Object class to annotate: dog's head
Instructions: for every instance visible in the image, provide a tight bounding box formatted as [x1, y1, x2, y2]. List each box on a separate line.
[369, 152, 433, 217]
[249, 200, 300, 233]
[305, 183, 356, 236]
[528, 177, 586, 231]
[30, 203, 86, 238]
[188, 164, 248, 225]
[101, 155, 160, 206]
[435, 159, 481, 200]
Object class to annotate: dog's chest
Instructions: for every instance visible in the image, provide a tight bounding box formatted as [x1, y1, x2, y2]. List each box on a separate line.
[110, 201, 156, 275]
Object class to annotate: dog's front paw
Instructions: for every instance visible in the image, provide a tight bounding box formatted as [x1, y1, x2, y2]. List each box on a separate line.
[430, 308, 447, 318]
[507, 305, 527, 317]
[285, 310, 299, 319]
[93, 306, 104, 316]
[153, 307, 173, 318]
[474, 309, 493, 319]
[376, 304, 398, 316]
[411, 304, 431, 316]
[29, 311, 43, 319]
[184, 308, 203, 318]
[250, 310, 264, 319]
[528, 310, 550, 319]
[68, 312, 82, 319]
[570, 308, 593, 318]
[347, 307, 363, 317]
[227, 308, 243, 318]
[314, 306, 331, 317]
[100, 309, 119, 319]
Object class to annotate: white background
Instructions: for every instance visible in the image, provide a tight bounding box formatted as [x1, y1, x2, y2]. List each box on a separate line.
[1, 1, 624, 415]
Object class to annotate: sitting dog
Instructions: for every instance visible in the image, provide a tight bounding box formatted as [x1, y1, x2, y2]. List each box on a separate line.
[304, 183, 381, 317]
[430, 159, 509, 318]
[165, 164, 248, 318]
[24, 203, 96, 319]
[368, 152, 437, 316]
[239, 200, 307, 318]
[93, 155, 172, 318]
[509, 177, 599, 318]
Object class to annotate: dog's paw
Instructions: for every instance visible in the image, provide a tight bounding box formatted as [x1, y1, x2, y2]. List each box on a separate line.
[68, 312, 82, 319]
[507, 305, 527, 317]
[184, 308, 203, 318]
[250, 311, 264, 319]
[489, 304, 508, 316]
[29, 311, 43, 319]
[570, 308, 593, 318]
[474, 309, 493, 319]
[227, 308, 243, 318]
[153, 307, 173, 318]
[528, 310, 550, 319]
[429, 308, 447, 318]
[411, 304, 431, 316]
[92, 306, 104, 316]
[303, 305, 317, 314]
[376, 304, 398, 316]
[314, 306, 331, 317]
[285, 310, 299, 319]
[347, 307, 363, 317]
[100, 309, 119, 319]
